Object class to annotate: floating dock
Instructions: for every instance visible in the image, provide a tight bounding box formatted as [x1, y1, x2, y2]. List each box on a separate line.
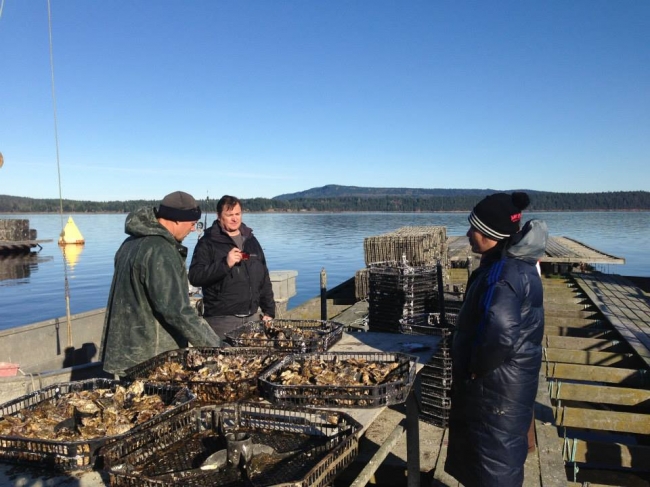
[448, 235, 626, 274]
[0, 219, 51, 253]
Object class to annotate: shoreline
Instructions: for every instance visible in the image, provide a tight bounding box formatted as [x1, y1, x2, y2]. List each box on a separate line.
[2, 208, 650, 215]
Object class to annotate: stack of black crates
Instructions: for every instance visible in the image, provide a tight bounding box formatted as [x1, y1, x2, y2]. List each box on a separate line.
[361, 225, 447, 332]
[367, 263, 437, 333]
[358, 225, 457, 427]
[418, 313, 456, 428]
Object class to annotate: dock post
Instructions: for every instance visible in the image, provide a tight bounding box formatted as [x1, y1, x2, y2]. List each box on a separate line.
[320, 268, 327, 321]
[406, 391, 421, 487]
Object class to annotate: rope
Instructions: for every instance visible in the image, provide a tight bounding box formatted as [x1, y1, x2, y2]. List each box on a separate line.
[47, 0, 73, 348]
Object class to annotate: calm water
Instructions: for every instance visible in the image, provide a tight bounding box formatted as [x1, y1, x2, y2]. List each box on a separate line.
[1, 211, 648, 330]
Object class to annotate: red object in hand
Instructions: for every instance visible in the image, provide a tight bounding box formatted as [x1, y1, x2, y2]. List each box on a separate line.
[241, 252, 250, 260]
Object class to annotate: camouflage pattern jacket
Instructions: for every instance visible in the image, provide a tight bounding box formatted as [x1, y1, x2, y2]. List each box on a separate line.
[100, 207, 221, 375]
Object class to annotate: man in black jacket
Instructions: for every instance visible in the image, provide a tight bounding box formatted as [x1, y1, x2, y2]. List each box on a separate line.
[188, 195, 275, 338]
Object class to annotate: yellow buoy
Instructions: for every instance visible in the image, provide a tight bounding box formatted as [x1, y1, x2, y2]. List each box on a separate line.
[60, 241, 84, 268]
[58, 216, 85, 245]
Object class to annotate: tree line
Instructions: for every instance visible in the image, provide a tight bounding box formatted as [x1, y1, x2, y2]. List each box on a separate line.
[1, 191, 649, 214]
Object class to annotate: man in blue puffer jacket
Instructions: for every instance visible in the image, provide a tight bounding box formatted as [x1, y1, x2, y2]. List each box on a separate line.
[444, 192, 548, 486]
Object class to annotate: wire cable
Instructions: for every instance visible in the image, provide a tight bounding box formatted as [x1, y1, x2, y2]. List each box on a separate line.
[47, 0, 74, 348]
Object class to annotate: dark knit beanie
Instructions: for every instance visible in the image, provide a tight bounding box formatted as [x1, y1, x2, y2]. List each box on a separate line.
[155, 191, 201, 222]
[468, 192, 530, 240]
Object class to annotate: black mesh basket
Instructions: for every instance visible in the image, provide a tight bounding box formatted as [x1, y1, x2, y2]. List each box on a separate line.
[103, 403, 361, 487]
[259, 352, 418, 408]
[0, 378, 195, 471]
[225, 319, 344, 353]
[400, 312, 457, 336]
[122, 347, 280, 403]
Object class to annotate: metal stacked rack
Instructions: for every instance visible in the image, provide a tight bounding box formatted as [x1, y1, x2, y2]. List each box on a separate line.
[356, 225, 448, 302]
[367, 262, 437, 333]
[418, 313, 456, 428]
[363, 226, 447, 268]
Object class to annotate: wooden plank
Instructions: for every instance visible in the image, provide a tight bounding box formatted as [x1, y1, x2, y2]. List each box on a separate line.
[544, 362, 647, 386]
[542, 348, 635, 367]
[544, 308, 601, 320]
[543, 335, 629, 352]
[544, 325, 616, 338]
[431, 428, 460, 486]
[543, 316, 605, 328]
[555, 406, 650, 434]
[573, 273, 650, 369]
[548, 381, 650, 407]
[563, 438, 650, 471]
[534, 375, 567, 487]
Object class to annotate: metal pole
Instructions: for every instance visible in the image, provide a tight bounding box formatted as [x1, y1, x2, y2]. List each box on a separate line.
[406, 390, 421, 487]
[436, 260, 446, 324]
[320, 268, 327, 321]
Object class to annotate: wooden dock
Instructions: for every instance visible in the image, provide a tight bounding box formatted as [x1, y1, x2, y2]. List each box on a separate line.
[538, 274, 650, 487]
[447, 235, 626, 272]
[0, 219, 51, 253]
[0, 240, 51, 253]
[331, 269, 650, 486]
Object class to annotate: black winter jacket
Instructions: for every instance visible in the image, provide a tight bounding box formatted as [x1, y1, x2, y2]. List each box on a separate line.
[444, 219, 547, 487]
[188, 221, 275, 318]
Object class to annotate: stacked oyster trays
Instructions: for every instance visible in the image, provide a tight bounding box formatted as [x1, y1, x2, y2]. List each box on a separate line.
[363, 226, 447, 268]
[418, 315, 455, 428]
[367, 263, 437, 333]
[400, 310, 457, 336]
[123, 347, 279, 403]
[103, 403, 361, 487]
[225, 319, 344, 354]
[258, 352, 418, 408]
[0, 378, 195, 471]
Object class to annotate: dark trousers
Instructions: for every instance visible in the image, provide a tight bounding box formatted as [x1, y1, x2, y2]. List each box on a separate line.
[205, 313, 257, 340]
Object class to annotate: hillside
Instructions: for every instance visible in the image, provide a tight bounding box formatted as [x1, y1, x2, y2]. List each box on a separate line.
[1, 187, 649, 213]
[273, 184, 514, 200]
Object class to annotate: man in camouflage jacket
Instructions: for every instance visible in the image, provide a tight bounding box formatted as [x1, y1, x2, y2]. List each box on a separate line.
[100, 191, 222, 376]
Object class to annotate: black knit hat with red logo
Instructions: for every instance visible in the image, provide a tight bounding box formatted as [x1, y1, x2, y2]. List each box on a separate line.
[468, 192, 530, 240]
[155, 191, 201, 222]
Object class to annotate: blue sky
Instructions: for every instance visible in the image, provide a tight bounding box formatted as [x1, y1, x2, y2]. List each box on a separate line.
[0, 1, 648, 201]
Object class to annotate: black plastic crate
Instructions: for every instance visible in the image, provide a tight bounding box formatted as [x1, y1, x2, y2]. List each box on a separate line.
[259, 352, 418, 408]
[419, 410, 450, 429]
[400, 313, 457, 336]
[0, 378, 194, 471]
[421, 374, 452, 392]
[421, 362, 452, 382]
[420, 383, 451, 402]
[123, 347, 279, 403]
[225, 319, 343, 353]
[103, 403, 361, 487]
[421, 384, 452, 404]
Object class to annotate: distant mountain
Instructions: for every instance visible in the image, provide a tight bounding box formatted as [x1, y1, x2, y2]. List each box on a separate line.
[273, 184, 533, 200]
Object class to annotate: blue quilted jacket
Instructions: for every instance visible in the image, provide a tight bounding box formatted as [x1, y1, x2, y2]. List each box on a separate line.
[444, 219, 547, 487]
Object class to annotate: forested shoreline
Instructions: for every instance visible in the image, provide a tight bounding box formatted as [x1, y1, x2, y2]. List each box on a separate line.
[1, 190, 649, 214]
